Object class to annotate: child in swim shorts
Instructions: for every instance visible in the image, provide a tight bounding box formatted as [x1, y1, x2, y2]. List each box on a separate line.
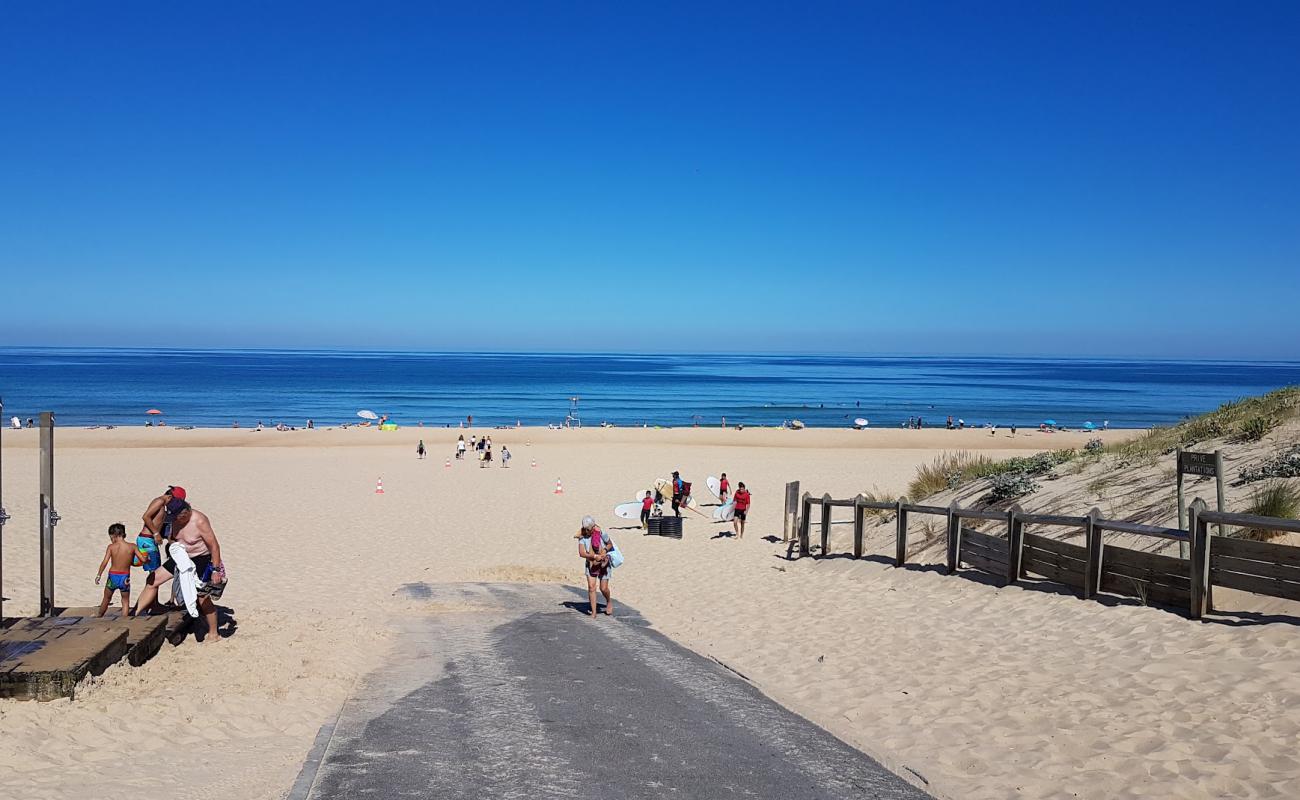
[97, 523, 136, 617]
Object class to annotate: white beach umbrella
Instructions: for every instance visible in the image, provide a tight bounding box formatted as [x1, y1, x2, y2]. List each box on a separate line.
[357, 409, 379, 420]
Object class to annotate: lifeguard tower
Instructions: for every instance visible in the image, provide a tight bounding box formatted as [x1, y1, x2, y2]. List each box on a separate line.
[565, 396, 582, 429]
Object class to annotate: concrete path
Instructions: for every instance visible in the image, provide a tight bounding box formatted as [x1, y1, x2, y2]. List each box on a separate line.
[294, 583, 930, 800]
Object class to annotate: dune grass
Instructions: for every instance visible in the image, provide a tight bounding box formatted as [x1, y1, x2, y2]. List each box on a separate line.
[1242, 480, 1300, 541]
[1106, 386, 1300, 459]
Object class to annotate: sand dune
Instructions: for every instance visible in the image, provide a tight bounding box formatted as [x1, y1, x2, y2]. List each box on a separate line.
[2, 426, 1297, 800]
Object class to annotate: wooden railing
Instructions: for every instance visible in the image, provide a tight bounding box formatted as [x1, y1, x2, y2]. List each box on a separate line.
[790, 491, 1300, 621]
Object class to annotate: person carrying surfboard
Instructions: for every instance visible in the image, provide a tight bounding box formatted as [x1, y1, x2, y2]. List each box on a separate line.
[718, 473, 730, 504]
[671, 471, 685, 518]
[640, 490, 653, 529]
[732, 482, 751, 539]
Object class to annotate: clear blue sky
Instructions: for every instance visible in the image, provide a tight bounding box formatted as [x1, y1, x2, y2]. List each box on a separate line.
[2, 2, 1297, 357]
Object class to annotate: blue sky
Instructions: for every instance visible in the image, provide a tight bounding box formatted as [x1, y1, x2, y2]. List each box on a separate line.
[2, 2, 1297, 357]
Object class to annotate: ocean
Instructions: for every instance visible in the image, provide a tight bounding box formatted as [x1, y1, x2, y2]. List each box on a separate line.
[0, 348, 1297, 430]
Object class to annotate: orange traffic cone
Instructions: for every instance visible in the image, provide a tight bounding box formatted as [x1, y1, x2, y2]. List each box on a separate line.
[531, 459, 537, 469]
[554, 478, 564, 495]
[375, 477, 385, 494]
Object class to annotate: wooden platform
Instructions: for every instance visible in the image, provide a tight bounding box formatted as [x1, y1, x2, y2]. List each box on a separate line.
[0, 608, 193, 701]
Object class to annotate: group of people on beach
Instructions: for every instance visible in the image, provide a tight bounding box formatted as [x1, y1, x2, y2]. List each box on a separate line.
[453, 434, 511, 467]
[94, 485, 227, 643]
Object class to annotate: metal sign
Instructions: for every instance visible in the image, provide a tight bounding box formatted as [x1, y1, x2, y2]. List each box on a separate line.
[1178, 451, 1218, 477]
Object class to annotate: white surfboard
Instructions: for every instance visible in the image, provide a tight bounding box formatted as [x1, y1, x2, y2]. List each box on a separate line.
[614, 500, 643, 520]
[713, 500, 735, 522]
[706, 475, 722, 501]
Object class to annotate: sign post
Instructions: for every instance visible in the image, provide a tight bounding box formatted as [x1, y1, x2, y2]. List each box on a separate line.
[1176, 449, 1223, 559]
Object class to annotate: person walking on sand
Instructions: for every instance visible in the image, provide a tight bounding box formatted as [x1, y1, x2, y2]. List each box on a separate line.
[135, 497, 227, 642]
[671, 471, 685, 518]
[732, 482, 751, 539]
[416, 440, 426, 459]
[456, 435, 466, 460]
[640, 489, 653, 529]
[718, 473, 730, 504]
[577, 516, 613, 617]
[501, 445, 511, 468]
[95, 523, 136, 617]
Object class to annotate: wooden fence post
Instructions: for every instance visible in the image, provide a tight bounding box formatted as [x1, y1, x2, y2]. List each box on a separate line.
[852, 494, 866, 559]
[819, 494, 832, 556]
[945, 501, 961, 574]
[1082, 507, 1103, 600]
[1006, 504, 1023, 585]
[798, 493, 812, 557]
[894, 499, 908, 567]
[1188, 498, 1210, 619]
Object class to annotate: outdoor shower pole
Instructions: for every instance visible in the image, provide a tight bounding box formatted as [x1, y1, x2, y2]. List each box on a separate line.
[0, 397, 9, 621]
[39, 411, 59, 616]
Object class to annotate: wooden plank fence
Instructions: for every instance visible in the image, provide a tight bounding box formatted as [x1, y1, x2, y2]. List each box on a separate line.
[792, 491, 1300, 620]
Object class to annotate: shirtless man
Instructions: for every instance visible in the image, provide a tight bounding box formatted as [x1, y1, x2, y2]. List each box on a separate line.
[135, 492, 227, 643]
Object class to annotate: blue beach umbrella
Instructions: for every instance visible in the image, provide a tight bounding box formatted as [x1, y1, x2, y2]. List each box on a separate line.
[1083, 421, 1096, 430]
[1043, 419, 1057, 427]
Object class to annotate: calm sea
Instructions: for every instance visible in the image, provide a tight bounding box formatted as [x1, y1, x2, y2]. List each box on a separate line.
[0, 348, 1297, 430]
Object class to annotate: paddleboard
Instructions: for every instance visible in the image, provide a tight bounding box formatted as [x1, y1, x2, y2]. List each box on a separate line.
[614, 500, 644, 520]
[713, 500, 735, 522]
[706, 475, 722, 501]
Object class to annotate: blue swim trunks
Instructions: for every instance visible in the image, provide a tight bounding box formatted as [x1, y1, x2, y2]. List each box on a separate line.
[106, 571, 131, 593]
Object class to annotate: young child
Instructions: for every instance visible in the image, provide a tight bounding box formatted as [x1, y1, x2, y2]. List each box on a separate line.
[719, 473, 730, 503]
[96, 523, 136, 617]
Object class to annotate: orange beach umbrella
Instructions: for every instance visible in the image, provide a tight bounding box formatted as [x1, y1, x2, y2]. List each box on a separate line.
[146, 409, 164, 415]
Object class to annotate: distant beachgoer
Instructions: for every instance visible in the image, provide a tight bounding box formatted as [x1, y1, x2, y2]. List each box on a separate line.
[1103, 420, 1110, 430]
[9, 416, 19, 430]
[733, 482, 751, 539]
[26, 418, 34, 428]
[482, 443, 493, 467]
[1010, 425, 1017, 437]
[501, 446, 511, 467]
[958, 418, 965, 429]
[719, 473, 730, 503]
[456, 435, 466, 460]
[467, 414, 473, 426]
[307, 419, 314, 429]
[95, 523, 135, 617]
[946, 415, 953, 429]
[416, 440, 426, 459]
[232, 421, 240, 428]
[470, 434, 477, 452]
[917, 417, 924, 429]
[640, 490, 653, 528]
[990, 425, 998, 436]
[577, 516, 613, 617]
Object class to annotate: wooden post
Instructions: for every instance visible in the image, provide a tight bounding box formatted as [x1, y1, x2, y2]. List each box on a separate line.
[852, 494, 866, 559]
[1214, 450, 1226, 538]
[894, 499, 908, 567]
[1082, 507, 1103, 600]
[39, 412, 58, 617]
[1006, 504, 1023, 585]
[1176, 447, 1187, 559]
[1188, 498, 1210, 619]
[945, 501, 961, 574]
[798, 493, 812, 557]
[819, 493, 832, 556]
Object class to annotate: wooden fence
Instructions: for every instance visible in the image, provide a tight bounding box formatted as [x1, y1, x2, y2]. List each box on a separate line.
[790, 491, 1300, 620]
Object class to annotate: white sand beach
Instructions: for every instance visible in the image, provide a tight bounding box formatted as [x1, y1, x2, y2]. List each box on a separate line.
[1, 425, 1297, 800]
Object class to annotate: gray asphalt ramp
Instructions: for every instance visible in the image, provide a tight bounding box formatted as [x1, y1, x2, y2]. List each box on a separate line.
[297, 583, 930, 799]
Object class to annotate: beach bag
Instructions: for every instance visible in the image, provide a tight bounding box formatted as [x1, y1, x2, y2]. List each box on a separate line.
[602, 532, 625, 568]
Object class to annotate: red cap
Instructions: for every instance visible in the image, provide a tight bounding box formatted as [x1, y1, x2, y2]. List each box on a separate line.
[167, 486, 187, 501]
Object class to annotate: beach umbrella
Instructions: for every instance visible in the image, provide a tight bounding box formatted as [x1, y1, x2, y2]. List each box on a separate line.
[1043, 419, 1057, 427]
[1083, 421, 1096, 430]
[146, 409, 163, 415]
[357, 409, 379, 420]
